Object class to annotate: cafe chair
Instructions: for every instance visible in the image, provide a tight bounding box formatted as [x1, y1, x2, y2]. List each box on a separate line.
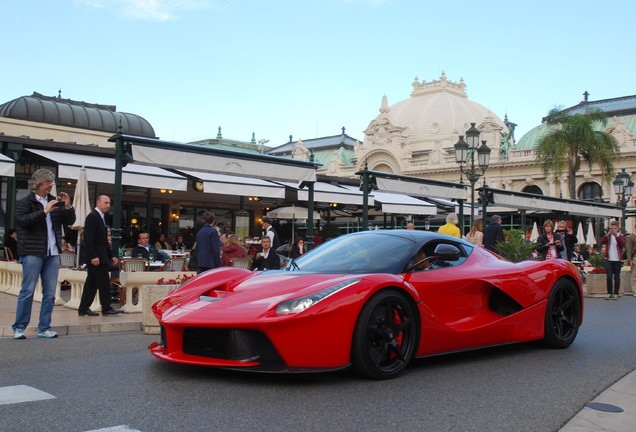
[162, 257, 186, 272]
[120, 258, 150, 272]
[230, 257, 252, 270]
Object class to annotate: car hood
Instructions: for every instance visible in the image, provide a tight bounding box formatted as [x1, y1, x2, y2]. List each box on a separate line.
[158, 270, 358, 324]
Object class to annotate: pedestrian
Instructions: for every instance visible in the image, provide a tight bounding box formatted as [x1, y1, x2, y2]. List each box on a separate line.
[437, 213, 461, 238]
[12, 168, 76, 339]
[289, 236, 306, 259]
[464, 219, 484, 246]
[221, 234, 247, 266]
[251, 236, 280, 270]
[406, 222, 415, 230]
[195, 211, 222, 274]
[601, 220, 625, 300]
[626, 232, 636, 297]
[534, 220, 563, 260]
[483, 214, 504, 253]
[555, 221, 576, 261]
[262, 216, 280, 250]
[78, 195, 121, 316]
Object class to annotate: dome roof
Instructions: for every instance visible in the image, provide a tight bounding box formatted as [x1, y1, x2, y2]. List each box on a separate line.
[369, 73, 507, 145]
[0, 92, 156, 138]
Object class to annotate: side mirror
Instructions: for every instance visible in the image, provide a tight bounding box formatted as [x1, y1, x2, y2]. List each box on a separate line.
[432, 244, 461, 261]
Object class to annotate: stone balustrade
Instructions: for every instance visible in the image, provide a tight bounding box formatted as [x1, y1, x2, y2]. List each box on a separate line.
[0, 262, 195, 314]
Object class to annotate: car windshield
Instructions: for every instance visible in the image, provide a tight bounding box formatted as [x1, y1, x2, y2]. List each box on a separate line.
[287, 233, 414, 274]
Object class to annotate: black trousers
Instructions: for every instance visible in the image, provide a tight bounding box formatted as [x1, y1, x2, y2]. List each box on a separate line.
[78, 264, 112, 313]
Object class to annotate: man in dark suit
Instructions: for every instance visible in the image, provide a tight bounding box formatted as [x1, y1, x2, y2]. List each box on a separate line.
[78, 195, 121, 316]
[483, 214, 504, 253]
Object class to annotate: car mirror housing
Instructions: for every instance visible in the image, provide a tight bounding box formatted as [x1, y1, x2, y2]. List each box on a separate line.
[432, 244, 461, 261]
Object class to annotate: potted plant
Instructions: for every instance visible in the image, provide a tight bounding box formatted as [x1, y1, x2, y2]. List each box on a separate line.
[495, 229, 536, 263]
[585, 253, 607, 297]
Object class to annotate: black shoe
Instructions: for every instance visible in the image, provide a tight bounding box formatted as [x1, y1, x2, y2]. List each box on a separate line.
[102, 308, 121, 316]
[78, 310, 99, 316]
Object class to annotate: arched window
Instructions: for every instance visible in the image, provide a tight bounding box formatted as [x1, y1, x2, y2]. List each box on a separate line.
[578, 182, 603, 201]
[522, 185, 543, 195]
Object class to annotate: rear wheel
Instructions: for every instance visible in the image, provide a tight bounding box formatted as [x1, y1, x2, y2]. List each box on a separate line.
[351, 290, 418, 379]
[543, 279, 581, 348]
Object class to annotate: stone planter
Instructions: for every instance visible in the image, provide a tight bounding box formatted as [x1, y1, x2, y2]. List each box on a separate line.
[585, 271, 631, 298]
[585, 273, 607, 298]
[141, 284, 180, 334]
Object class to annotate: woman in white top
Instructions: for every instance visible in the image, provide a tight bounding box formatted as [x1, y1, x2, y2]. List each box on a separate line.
[464, 219, 484, 246]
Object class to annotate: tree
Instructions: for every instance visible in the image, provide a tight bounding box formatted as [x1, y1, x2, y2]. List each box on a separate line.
[535, 107, 620, 199]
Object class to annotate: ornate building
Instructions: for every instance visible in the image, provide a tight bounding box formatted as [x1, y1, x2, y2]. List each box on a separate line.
[277, 73, 636, 231]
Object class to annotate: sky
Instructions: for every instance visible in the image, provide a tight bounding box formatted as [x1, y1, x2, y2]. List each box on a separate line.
[2, 0, 635, 147]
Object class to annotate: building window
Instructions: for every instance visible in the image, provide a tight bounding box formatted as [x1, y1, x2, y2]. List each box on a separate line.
[522, 185, 543, 195]
[578, 182, 603, 201]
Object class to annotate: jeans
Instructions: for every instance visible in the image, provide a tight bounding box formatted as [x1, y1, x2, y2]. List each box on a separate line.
[605, 260, 622, 295]
[13, 255, 60, 332]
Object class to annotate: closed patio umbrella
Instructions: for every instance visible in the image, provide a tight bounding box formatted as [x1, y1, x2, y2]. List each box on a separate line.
[576, 222, 586, 244]
[530, 221, 539, 242]
[69, 167, 92, 268]
[586, 221, 596, 246]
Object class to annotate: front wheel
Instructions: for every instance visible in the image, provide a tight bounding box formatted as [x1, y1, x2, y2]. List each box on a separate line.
[351, 290, 418, 379]
[543, 278, 581, 348]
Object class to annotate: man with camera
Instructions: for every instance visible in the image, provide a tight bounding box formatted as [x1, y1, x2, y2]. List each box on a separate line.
[555, 220, 577, 261]
[12, 169, 76, 339]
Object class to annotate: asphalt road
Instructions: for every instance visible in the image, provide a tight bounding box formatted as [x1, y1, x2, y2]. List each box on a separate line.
[1, 296, 635, 432]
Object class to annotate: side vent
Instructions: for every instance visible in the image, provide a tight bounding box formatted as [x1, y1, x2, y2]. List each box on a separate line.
[489, 288, 523, 316]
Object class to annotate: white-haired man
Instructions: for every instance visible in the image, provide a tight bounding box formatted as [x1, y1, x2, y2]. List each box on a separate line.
[437, 213, 461, 238]
[12, 169, 76, 339]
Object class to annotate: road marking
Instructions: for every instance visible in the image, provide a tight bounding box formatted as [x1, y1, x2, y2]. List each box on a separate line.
[0, 385, 56, 405]
[85, 427, 142, 432]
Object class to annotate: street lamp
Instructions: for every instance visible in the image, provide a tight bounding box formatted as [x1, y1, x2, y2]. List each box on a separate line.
[454, 122, 491, 228]
[612, 168, 633, 231]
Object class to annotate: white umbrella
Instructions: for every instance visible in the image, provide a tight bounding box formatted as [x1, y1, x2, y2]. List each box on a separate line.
[266, 205, 320, 220]
[266, 205, 321, 246]
[530, 221, 539, 242]
[69, 167, 92, 268]
[576, 222, 586, 244]
[586, 221, 596, 246]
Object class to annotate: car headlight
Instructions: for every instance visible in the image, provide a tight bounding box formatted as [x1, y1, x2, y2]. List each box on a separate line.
[276, 279, 360, 315]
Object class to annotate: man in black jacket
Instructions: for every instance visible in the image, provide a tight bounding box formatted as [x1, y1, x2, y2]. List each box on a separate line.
[12, 169, 75, 339]
[78, 195, 121, 316]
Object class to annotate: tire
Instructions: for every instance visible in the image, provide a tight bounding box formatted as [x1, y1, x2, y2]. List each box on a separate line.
[543, 278, 581, 349]
[351, 289, 418, 379]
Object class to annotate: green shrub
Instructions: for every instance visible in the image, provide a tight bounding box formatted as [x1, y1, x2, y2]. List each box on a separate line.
[495, 228, 536, 263]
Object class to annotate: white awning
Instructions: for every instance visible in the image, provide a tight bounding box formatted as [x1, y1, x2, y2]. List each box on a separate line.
[277, 181, 370, 205]
[371, 190, 437, 215]
[26, 149, 188, 191]
[0, 153, 15, 177]
[179, 170, 285, 199]
[490, 189, 623, 218]
[338, 185, 436, 215]
[130, 140, 317, 183]
[375, 176, 468, 200]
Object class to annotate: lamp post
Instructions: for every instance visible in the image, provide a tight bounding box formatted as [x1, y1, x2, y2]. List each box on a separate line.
[454, 123, 491, 228]
[612, 168, 634, 231]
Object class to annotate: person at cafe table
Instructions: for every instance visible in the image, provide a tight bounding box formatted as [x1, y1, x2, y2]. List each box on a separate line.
[251, 236, 280, 271]
[131, 232, 165, 262]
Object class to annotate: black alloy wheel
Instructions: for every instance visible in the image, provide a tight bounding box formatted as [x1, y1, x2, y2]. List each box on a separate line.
[543, 278, 581, 348]
[351, 289, 418, 379]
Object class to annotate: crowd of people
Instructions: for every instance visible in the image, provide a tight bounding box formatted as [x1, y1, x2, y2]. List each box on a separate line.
[6, 167, 633, 340]
[435, 212, 634, 301]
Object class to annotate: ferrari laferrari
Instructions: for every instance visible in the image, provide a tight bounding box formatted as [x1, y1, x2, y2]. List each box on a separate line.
[149, 230, 583, 379]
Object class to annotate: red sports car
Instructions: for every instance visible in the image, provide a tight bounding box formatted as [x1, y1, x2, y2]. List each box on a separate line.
[149, 230, 583, 379]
